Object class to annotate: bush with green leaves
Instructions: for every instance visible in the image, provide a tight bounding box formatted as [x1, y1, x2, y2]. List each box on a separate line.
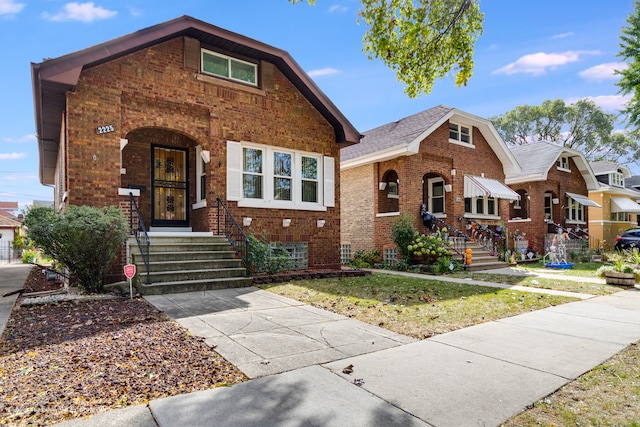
[247, 233, 293, 274]
[349, 249, 382, 269]
[391, 212, 417, 261]
[23, 205, 128, 293]
[407, 228, 453, 266]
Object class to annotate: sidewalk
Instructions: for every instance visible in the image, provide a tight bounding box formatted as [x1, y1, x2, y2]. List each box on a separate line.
[54, 274, 640, 427]
[0, 263, 32, 336]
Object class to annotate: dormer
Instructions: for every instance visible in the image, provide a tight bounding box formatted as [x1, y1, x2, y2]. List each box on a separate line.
[590, 161, 632, 189]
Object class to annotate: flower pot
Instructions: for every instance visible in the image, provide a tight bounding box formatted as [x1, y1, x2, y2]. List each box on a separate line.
[604, 271, 636, 286]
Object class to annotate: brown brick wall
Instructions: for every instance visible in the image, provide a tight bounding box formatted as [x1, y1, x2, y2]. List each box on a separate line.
[345, 121, 511, 254]
[507, 156, 590, 253]
[63, 36, 342, 272]
[340, 164, 375, 253]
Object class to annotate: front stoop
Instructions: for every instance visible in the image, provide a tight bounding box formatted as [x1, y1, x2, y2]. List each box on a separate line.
[128, 234, 252, 295]
[464, 243, 510, 272]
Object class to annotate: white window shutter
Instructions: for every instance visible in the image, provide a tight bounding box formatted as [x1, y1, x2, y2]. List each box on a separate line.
[226, 141, 242, 201]
[323, 156, 335, 207]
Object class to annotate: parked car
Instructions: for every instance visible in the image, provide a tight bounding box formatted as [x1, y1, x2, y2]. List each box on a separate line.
[614, 228, 640, 251]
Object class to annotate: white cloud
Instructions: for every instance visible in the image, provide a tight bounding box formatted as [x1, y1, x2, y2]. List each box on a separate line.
[565, 95, 632, 111]
[551, 32, 574, 39]
[328, 4, 348, 13]
[494, 50, 601, 76]
[0, 0, 24, 16]
[308, 67, 340, 78]
[42, 2, 117, 23]
[2, 134, 36, 144]
[579, 62, 628, 82]
[0, 152, 26, 160]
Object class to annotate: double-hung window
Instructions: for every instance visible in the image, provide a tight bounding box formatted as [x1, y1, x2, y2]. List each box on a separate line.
[465, 197, 498, 217]
[227, 141, 332, 211]
[449, 123, 472, 145]
[611, 172, 624, 187]
[193, 145, 207, 209]
[202, 49, 257, 86]
[565, 196, 584, 223]
[557, 155, 570, 171]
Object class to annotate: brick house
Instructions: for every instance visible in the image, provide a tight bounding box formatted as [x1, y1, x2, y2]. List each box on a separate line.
[31, 16, 360, 283]
[340, 105, 521, 263]
[588, 161, 640, 250]
[507, 141, 600, 253]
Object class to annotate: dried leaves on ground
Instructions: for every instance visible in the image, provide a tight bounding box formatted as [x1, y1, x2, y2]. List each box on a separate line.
[0, 267, 247, 426]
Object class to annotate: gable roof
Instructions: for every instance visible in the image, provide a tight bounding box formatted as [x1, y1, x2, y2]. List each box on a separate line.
[507, 141, 599, 190]
[589, 161, 632, 178]
[32, 15, 361, 185]
[0, 215, 20, 228]
[341, 105, 521, 175]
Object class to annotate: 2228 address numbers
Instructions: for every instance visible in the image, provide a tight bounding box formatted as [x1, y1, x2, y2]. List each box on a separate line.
[96, 125, 115, 134]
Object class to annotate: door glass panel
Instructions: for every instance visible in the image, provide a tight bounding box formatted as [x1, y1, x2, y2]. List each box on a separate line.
[153, 147, 187, 222]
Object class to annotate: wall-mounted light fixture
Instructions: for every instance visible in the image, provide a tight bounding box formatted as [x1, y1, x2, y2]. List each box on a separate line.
[282, 218, 291, 227]
[200, 150, 211, 164]
[317, 219, 326, 228]
[243, 217, 252, 226]
[378, 182, 387, 190]
[444, 184, 452, 193]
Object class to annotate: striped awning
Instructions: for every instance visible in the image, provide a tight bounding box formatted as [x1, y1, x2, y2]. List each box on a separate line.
[463, 175, 520, 201]
[565, 192, 600, 208]
[611, 197, 640, 213]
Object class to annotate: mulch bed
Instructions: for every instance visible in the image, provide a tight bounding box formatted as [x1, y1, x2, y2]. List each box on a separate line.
[0, 267, 248, 426]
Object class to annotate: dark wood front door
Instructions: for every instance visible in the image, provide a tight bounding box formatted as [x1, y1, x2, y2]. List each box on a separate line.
[151, 146, 188, 227]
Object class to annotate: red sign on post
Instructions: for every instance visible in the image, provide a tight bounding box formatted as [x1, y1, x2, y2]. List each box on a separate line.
[123, 264, 136, 279]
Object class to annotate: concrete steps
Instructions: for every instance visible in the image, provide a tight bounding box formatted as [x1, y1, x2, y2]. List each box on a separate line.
[463, 243, 511, 272]
[129, 234, 251, 295]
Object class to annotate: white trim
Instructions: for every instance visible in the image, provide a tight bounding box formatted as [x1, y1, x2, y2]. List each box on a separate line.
[201, 48, 258, 86]
[566, 220, 586, 225]
[507, 218, 532, 223]
[118, 188, 140, 197]
[376, 211, 400, 217]
[192, 200, 207, 210]
[448, 139, 476, 149]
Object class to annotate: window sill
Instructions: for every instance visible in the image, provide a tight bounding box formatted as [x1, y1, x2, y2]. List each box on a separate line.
[376, 211, 400, 217]
[449, 139, 475, 148]
[192, 200, 207, 210]
[387, 194, 399, 199]
[566, 220, 586, 225]
[237, 199, 328, 212]
[508, 218, 532, 223]
[557, 167, 571, 173]
[465, 214, 500, 221]
[196, 73, 266, 96]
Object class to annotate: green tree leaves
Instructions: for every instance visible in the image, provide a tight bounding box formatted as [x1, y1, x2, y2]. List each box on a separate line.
[491, 99, 640, 163]
[291, 0, 484, 98]
[617, 0, 640, 128]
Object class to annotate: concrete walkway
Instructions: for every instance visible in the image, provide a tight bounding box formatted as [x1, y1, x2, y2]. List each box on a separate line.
[0, 264, 625, 426]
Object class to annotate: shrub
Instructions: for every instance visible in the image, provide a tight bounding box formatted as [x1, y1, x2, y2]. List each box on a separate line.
[407, 228, 453, 266]
[247, 233, 293, 274]
[391, 213, 417, 261]
[21, 248, 38, 264]
[23, 205, 128, 293]
[349, 249, 382, 268]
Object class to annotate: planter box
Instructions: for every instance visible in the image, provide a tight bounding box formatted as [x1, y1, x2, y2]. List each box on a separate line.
[604, 271, 636, 286]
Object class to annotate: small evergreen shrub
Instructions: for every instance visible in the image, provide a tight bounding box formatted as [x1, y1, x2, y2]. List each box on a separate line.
[247, 233, 293, 274]
[391, 213, 417, 261]
[349, 249, 382, 268]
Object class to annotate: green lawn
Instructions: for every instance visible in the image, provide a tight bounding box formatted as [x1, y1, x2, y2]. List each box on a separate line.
[259, 274, 577, 339]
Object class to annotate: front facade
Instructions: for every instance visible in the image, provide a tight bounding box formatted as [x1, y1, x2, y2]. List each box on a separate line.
[507, 142, 600, 253]
[589, 162, 640, 250]
[32, 16, 360, 275]
[340, 106, 521, 261]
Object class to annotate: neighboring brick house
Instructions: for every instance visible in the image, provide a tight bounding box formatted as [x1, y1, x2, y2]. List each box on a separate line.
[588, 161, 640, 250]
[340, 105, 521, 262]
[31, 16, 360, 277]
[506, 142, 600, 253]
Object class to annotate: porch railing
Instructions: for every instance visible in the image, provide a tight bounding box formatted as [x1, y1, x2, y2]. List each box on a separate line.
[459, 217, 506, 255]
[216, 197, 249, 272]
[129, 192, 150, 285]
[546, 219, 598, 251]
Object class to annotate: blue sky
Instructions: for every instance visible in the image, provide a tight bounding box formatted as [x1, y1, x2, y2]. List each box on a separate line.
[0, 0, 634, 209]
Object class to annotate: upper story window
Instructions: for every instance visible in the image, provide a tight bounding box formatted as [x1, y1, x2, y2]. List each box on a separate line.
[202, 49, 257, 86]
[449, 123, 472, 145]
[556, 155, 570, 171]
[611, 172, 624, 187]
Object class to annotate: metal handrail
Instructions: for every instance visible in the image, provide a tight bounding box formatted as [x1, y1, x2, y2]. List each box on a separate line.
[545, 219, 588, 240]
[216, 197, 250, 272]
[129, 192, 150, 285]
[458, 217, 506, 254]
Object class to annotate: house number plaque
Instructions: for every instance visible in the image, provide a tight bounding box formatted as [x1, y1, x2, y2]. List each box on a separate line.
[96, 125, 115, 134]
